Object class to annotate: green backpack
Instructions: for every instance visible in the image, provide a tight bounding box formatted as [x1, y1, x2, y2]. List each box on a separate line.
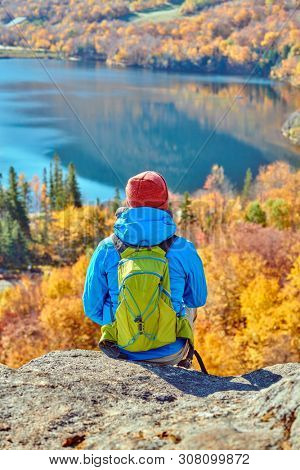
[100, 235, 194, 353]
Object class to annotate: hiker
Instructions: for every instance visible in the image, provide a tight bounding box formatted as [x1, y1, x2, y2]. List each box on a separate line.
[83, 171, 207, 370]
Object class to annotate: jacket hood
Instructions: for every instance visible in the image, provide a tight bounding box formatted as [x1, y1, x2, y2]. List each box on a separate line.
[114, 207, 176, 246]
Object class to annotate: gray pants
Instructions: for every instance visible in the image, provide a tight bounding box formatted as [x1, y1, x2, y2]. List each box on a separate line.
[143, 308, 197, 366]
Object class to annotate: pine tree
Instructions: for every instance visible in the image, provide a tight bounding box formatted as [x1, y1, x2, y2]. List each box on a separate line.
[19, 175, 31, 213]
[41, 168, 50, 245]
[180, 191, 196, 238]
[112, 187, 121, 213]
[65, 163, 82, 208]
[0, 173, 4, 213]
[42, 168, 48, 197]
[0, 213, 30, 268]
[53, 153, 65, 210]
[49, 162, 55, 210]
[6, 166, 30, 238]
[242, 168, 252, 203]
[180, 191, 195, 224]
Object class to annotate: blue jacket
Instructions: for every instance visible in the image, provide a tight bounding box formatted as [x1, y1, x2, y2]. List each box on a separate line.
[82, 207, 207, 360]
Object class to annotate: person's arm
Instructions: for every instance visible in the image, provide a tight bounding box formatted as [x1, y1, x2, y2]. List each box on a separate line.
[82, 242, 109, 325]
[183, 241, 207, 308]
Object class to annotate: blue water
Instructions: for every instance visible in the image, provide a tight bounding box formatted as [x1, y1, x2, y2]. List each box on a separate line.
[0, 58, 299, 202]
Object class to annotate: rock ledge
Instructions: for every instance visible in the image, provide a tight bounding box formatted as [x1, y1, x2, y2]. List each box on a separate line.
[282, 110, 300, 145]
[0, 350, 299, 450]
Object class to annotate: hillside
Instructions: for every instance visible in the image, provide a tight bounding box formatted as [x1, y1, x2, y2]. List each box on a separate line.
[0, 1, 299, 85]
[1, 160, 300, 376]
[0, 350, 299, 450]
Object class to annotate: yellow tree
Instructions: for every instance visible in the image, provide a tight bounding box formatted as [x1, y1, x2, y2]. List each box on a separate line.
[40, 255, 99, 350]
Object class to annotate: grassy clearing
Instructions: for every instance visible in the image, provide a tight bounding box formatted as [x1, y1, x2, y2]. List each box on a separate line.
[130, 2, 184, 24]
[0, 47, 60, 59]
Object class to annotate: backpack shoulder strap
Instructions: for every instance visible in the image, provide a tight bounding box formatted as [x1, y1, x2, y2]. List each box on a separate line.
[159, 234, 178, 254]
[111, 233, 128, 255]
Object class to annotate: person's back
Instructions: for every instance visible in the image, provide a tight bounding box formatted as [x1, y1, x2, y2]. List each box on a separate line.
[83, 171, 207, 366]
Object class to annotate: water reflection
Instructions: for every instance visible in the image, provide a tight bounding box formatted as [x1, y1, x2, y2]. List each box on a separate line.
[0, 59, 299, 200]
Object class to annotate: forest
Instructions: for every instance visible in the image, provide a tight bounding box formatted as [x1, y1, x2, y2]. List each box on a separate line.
[0, 156, 116, 269]
[0, 0, 299, 85]
[0, 159, 299, 375]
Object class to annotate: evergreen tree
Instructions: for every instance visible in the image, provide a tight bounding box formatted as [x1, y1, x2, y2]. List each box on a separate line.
[179, 192, 196, 239]
[53, 154, 65, 210]
[0, 173, 4, 213]
[65, 163, 82, 208]
[19, 175, 31, 213]
[49, 162, 55, 210]
[180, 191, 195, 225]
[112, 187, 121, 213]
[0, 213, 30, 268]
[242, 168, 253, 202]
[281, 44, 291, 60]
[41, 168, 50, 245]
[245, 201, 267, 226]
[265, 198, 290, 230]
[42, 168, 48, 197]
[6, 166, 30, 238]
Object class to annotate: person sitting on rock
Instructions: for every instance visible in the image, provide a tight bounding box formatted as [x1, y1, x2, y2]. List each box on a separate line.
[83, 171, 207, 368]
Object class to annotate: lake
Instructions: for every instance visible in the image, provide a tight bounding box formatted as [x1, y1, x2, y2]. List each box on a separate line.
[0, 58, 299, 202]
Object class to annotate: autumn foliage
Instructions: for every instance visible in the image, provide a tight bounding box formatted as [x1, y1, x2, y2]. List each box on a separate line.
[0, 255, 99, 367]
[0, 161, 299, 374]
[0, 1, 299, 85]
[191, 162, 300, 374]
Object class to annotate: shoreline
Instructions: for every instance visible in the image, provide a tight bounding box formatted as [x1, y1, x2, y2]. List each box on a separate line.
[0, 48, 297, 88]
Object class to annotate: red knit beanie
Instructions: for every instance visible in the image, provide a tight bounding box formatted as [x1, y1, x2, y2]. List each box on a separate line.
[126, 171, 169, 210]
